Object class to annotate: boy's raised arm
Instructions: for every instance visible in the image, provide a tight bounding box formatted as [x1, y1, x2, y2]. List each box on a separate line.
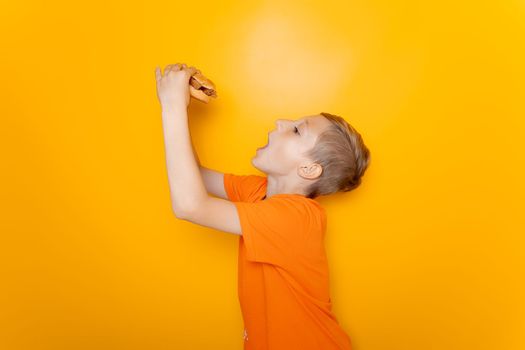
[161, 105, 208, 217]
[156, 64, 209, 217]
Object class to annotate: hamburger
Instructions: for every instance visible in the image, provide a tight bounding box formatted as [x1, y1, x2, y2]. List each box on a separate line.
[189, 71, 218, 103]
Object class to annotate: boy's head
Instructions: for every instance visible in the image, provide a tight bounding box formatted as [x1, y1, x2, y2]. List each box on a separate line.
[252, 112, 371, 199]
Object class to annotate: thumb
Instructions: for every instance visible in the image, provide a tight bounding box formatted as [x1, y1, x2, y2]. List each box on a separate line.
[155, 66, 162, 81]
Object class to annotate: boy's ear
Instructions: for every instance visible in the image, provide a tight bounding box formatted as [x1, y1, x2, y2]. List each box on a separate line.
[298, 163, 323, 179]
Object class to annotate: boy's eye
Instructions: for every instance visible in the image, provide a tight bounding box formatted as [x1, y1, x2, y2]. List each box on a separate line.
[294, 126, 300, 135]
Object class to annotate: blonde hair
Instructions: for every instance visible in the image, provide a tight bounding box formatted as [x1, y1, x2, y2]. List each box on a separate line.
[302, 112, 371, 199]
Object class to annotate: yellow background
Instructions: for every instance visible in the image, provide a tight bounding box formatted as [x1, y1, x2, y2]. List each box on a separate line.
[1, 0, 524, 349]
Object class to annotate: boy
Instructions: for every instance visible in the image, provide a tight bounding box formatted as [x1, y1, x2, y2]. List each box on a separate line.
[155, 63, 370, 349]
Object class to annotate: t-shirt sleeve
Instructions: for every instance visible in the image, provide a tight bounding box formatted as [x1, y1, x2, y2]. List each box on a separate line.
[233, 197, 314, 268]
[223, 173, 267, 202]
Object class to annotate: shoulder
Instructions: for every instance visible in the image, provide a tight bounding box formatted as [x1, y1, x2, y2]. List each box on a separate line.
[224, 173, 267, 202]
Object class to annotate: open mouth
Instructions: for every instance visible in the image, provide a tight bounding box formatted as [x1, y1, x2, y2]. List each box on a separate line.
[257, 134, 270, 150]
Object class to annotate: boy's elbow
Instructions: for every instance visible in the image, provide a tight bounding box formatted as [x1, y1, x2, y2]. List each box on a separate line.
[172, 204, 193, 220]
[172, 207, 186, 219]
[172, 198, 205, 220]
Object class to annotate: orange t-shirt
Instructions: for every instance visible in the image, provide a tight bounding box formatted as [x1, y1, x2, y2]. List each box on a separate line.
[224, 173, 353, 350]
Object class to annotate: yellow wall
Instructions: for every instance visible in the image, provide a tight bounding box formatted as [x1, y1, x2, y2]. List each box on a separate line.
[1, 0, 524, 349]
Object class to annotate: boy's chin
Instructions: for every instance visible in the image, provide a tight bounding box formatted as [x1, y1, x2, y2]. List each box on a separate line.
[251, 154, 265, 171]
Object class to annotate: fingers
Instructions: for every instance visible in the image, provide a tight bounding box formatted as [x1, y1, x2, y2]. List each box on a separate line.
[164, 64, 176, 76]
[156, 63, 198, 80]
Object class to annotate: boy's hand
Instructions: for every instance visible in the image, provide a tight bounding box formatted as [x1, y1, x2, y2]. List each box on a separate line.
[155, 63, 198, 110]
